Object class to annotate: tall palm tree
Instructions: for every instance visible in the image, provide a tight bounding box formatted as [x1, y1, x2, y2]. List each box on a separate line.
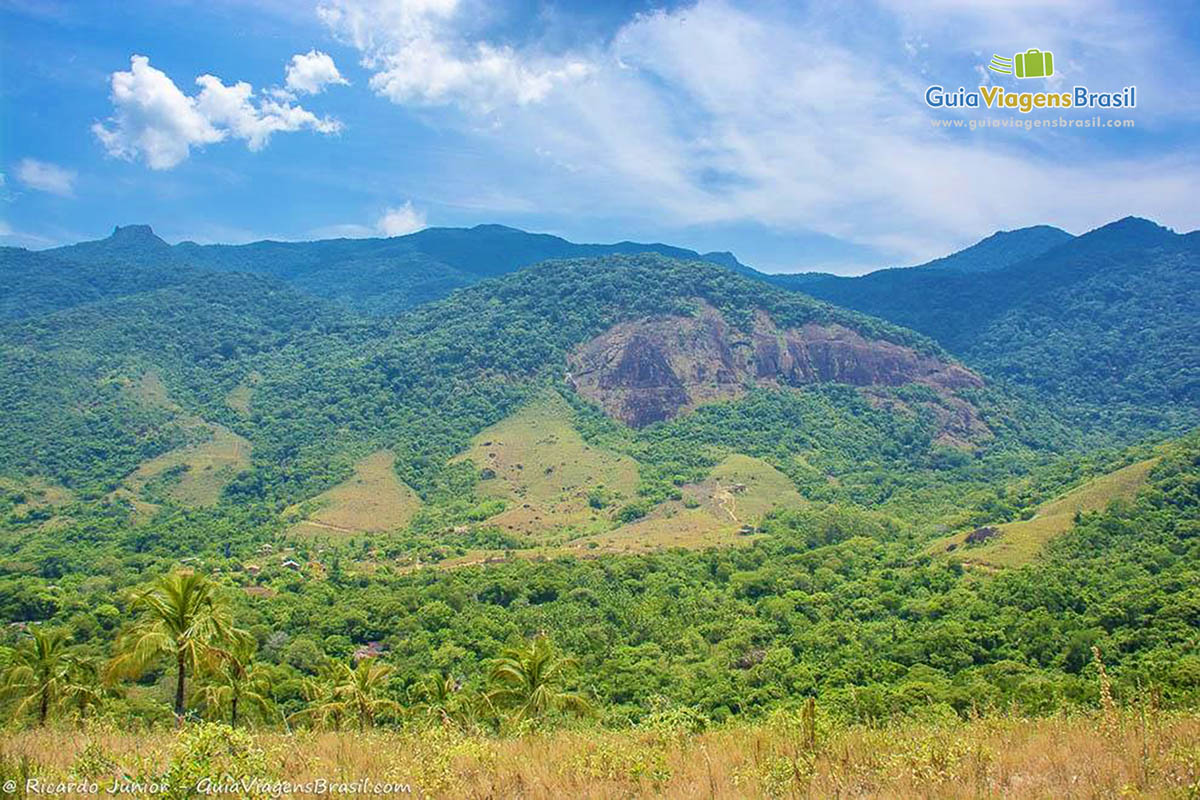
[193, 639, 274, 727]
[289, 664, 347, 731]
[1, 627, 74, 726]
[61, 655, 106, 725]
[486, 633, 591, 725]
[334, 658, 400, 732]
[107, 571, 243, 722]
[411, 670, 464, 727]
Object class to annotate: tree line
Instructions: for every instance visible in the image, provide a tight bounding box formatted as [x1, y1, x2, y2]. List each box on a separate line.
[1, 570, 590, 733]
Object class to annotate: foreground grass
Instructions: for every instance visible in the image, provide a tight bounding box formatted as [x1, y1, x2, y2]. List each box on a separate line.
[4, 711, 1200, 798]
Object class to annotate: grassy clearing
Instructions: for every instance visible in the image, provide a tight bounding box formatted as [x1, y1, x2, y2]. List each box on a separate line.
[576, 454, 806, 553]
[453, 391, 639, 537]
[112, 370, 252, 509]
[938, 457, 1159, 569]
[124, 370, 181, 412]
[122, 424, 252, 508]
[4, 711, 1199, 799]
[0, 476, 74, 531]
[224, 372, 259, 416]
[0, 476, 72, 514]
[287, 450, 421, 537]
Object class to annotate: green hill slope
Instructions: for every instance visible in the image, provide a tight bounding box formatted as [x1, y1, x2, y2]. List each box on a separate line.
[0, 250, 1063, 532]
[789, 218, 1199, 433]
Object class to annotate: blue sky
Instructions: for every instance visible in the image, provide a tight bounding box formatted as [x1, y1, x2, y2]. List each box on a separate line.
[2, 0, 1198, 273]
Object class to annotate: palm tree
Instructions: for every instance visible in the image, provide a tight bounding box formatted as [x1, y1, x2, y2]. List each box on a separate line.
[334, 658, 400, 732]
[1, 627, 74, 726]
[486, 633, 591, 725]
[289, 664, 347, 731]
[411, 670, 464, 726]
[61, 655, 106, 725]
[193, 639, 274, 727]
[107, 571, 244, 722]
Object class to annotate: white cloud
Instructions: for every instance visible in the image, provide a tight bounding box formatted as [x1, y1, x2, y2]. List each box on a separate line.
[193, 74, 342, 151]
[285, 50, 349, 94]
[311, 202, 428, 239]
[14, 158, 77, 196]
[93, 55, 342, 169]
[318, 0, 590, 110]
[320, 0, 1200, 263]
[376, 202, 426, 236]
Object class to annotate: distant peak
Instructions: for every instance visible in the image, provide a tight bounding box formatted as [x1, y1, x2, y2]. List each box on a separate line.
[109, 224, 168, 248]
[1100, 216, 1170, 233]
[1080, 216, 1175, 243]
[469, 223, 524, 233]
[987, 224, 1069, 239]
[912, 224, 1073, 274]
[111, 224, 155, 237]
[701, 251, 746, 269]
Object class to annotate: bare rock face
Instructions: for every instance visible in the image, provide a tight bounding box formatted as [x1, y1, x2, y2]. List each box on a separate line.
[567, 302, 985, 432]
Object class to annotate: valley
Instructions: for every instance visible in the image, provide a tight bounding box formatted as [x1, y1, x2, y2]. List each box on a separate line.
[0, 216, 1196, 763]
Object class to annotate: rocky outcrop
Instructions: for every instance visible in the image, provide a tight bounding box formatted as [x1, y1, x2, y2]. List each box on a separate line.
[567, 302, 985, 431]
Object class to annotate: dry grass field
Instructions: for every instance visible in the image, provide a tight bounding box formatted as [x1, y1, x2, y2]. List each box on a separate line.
[3, 711, 1198, 798]
[287, 450, 422, 538]
[122, 424, 252, 508]
[0, 477, 72, 517]
[224, 372, 260, 416]
[936, 457, 1159, 569]
[576, 454, 805, 553]
[111, 370, 252, 509]
[452, 391, 640, 537]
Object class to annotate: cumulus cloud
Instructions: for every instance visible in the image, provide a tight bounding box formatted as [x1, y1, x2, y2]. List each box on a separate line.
[317, 0, 590, 109]
[93, 55, 342, 169]
[285, 50, 349, 94]
[376, 202, 426, 236]
[320, 0, 1199, 264]
[311, 202, 428, 239]
[15, 158, 77, 196]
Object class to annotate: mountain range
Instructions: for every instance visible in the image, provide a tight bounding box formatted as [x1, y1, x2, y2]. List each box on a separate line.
[0, 215, 1195, 546]
[3, 223, 755, 320]
[2, 210, 1198, 732]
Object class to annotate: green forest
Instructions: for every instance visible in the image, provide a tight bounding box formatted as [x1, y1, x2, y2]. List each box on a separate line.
[1, 220, 1198, 736]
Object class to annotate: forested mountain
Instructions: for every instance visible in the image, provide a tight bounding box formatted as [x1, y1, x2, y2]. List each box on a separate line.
[907, 224, 1073, 274]
[786, 218, 1199, 430]
[1, 227, 198, 321]
[30, 223, 760, 316]
[1, 215, 1197, 736]
[0, 250, 1016, 505]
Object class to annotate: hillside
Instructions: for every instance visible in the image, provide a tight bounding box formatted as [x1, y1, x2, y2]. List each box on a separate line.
[935, 455, 1159, 569]
[788, 218, 1200, 431]
[0, 220, 1197, 742]
[0, 251, 1028, 528]
[909, 224, 1073, 273]
[1, 243, 1098, 567]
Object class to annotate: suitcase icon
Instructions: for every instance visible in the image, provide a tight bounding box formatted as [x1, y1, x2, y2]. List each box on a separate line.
[1014, 49, 1053, 79]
